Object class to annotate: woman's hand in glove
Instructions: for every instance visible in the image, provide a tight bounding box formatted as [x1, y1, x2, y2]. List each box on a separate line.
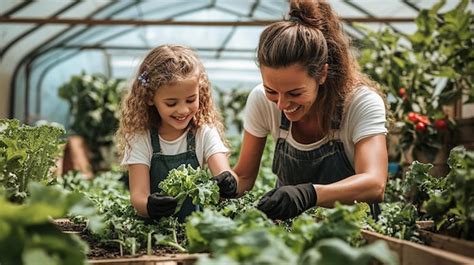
[257, 183, 317, 220]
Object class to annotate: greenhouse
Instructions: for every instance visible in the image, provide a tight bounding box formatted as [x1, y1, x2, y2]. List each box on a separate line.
[0, 0, 473, 264]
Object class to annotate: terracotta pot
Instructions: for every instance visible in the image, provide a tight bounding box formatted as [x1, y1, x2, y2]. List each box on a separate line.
[62, 135, 94, 179]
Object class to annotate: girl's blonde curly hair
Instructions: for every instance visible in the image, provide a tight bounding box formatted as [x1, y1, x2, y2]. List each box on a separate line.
[117, 44, 226, 156]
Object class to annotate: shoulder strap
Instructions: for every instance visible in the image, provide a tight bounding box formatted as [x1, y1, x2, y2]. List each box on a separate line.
[150, 129, 161, 153]
[279, 112, 290, 130]
[186, 129, 196, 151]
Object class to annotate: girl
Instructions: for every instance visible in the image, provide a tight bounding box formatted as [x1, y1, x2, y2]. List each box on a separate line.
[217, 0, 389, 220]
[117, 44, 236, 222]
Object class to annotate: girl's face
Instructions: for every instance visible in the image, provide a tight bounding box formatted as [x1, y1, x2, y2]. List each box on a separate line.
[150, 74, 200, 136]
[261, 64, 327, 122]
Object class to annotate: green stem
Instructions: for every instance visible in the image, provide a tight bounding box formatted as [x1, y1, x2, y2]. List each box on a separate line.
[167, 241, 187, 253]
[168, 221, 186, 252]
[131, 238, 136, 255]
[172, 226, 178, 243]
[174, 193, 187, 214]
[147, 232, 153, 255]
[109, 239, 124, 256]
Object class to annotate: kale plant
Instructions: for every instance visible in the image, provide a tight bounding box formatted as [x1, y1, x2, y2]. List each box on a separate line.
[159, 164, 219, 212]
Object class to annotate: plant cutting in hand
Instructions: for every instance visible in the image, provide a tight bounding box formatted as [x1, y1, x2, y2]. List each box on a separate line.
[158, 164, 220, 213]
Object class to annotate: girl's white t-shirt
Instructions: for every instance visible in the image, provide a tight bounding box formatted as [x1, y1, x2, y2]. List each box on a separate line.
[121, 125, 228, 168]
[243, 84, 388, 167]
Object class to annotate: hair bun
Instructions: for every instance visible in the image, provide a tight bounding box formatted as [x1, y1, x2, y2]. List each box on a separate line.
[288, 1, 323, 29]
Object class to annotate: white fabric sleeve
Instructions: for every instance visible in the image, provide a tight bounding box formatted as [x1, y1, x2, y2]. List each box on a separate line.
[243, 85, 272, 137]
[198, 125, 229, 164]
[120, 131, 152, 167]
[349, 89, 388, 144]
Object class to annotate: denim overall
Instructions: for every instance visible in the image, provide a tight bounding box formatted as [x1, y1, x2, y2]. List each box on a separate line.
[272, 112, 381, 219]
[149, 129, 200, 222]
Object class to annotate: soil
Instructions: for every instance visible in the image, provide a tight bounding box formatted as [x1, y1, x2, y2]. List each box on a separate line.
[54, 219, 181, 259]
[54, 218, 86, 233]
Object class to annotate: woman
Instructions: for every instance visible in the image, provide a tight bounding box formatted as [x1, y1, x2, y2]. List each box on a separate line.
[215, 0, 388, 220]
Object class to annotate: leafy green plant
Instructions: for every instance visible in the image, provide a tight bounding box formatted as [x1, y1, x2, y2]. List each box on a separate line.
[58, 72, 124, 172]
[424, 146, 474, 239]
[0, 119, 64, 203]
[59, 171, 186, 255]
[299, 238, 397, 265]
[376, 161, 443, 241]
[402, 161, 446, 210]
[59, 167, 400, 262]
[384, 177, 404, 203]
[185, 208, 239, 252]
[0, 182, 103, 265]
[294, 203, 369, 249]
[206, 228, 299, 265]
[374, 202, 420, 242]
[159, 164, 220, 212]
[187, 206, 396, 265]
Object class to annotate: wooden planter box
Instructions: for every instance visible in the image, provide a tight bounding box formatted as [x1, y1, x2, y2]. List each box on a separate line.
[418, 230, 474, 259]
[415, 220, 474, 258]
[362, 230, 474, 265]
[54, 219, 204, 264]
[88, 254, 206, 265]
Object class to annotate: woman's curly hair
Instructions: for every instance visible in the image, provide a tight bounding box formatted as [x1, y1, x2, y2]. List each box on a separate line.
[117, 45, 226, 156]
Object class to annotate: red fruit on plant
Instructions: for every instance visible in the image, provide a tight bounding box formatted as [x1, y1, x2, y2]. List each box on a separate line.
[399, 87, 406, 97]
[434, 119, 448, 130]
[415, 122, 427, 132]
[407, 112, 419, 123]
[418, 115, 430, 125]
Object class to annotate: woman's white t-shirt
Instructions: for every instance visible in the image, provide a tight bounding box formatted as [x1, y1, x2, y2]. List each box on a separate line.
[243, 84, 387, 167]
[121, 125, 228, 168]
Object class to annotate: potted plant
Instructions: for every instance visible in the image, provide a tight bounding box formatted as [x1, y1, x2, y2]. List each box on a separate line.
[59, 72, 124, 173]
[357, 0, 473, 175]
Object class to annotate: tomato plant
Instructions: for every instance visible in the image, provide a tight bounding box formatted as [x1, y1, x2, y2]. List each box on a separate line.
[358, 0, 472, 162]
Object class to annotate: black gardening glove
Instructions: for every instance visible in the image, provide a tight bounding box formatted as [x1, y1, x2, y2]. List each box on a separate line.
[146, 193, 178, 221]
[213, 171, 237, 198]
[257, 183, 317, 220]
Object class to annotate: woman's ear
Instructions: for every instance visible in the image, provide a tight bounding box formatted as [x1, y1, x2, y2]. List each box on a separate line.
[320, 64, 329, 85]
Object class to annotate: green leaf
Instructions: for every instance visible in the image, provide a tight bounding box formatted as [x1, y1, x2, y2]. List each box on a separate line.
[23, 249, 60, 265]
[312, 239, 398, 265]
[159, 165, 220, 212]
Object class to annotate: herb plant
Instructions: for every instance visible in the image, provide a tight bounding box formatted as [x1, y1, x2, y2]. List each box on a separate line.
[0, 182, 102, 265]
[159, 164, 219, 212]
[424, 146, 474, 239]
[0, 119, 64, 203]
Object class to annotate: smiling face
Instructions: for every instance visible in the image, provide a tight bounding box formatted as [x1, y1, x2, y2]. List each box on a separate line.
[261, 64, 327, 122]
[150, 74, 200, 138]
